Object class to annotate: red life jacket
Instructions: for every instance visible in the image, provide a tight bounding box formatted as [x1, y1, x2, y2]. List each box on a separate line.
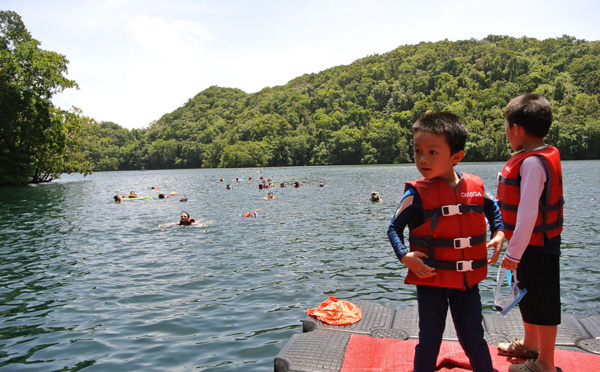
[179, 218, 195, 226]
[496, 146, 563, 247]
[406, 173, 488, 290]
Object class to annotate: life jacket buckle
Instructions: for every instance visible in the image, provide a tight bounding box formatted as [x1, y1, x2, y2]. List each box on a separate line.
[456, 260, 473, 272]
[453, 237, 472, 249]
[441, 204, 462, 216]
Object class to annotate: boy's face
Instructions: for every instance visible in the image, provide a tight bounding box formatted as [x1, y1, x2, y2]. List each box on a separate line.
[504, 120, 522, 152]
[413, 131, 464, 184]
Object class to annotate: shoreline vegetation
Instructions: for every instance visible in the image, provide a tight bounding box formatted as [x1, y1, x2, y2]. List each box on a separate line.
[2, 10, 599, 186]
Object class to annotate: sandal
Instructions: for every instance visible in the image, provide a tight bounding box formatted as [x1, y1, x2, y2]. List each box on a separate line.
[498, 338, 539, 358]
[508, 360, 563, 372]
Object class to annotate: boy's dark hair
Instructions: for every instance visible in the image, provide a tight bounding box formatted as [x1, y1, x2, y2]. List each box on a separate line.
[504, 94, 552, 138]
[412, 112, 468, 154]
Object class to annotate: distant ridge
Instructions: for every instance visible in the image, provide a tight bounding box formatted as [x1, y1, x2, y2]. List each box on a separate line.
[85, 35, 600, 170]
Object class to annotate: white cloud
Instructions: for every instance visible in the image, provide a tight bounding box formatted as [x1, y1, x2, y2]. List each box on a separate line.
[11, 0, 600, 129]
[56, 15, 215, 127]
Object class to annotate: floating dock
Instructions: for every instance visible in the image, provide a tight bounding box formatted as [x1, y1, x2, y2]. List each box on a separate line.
[274, 301, 600, 372]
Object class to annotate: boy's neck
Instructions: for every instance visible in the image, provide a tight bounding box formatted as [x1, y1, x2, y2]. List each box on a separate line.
[439, 170, 460, 190]
[521, 138, 546, 152]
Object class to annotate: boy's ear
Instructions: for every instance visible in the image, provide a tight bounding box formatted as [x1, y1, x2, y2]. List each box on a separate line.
[452, 150, 465, 165]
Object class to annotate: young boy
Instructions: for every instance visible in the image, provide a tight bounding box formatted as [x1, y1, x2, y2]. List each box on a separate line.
[388, 112, 505, 372]
[496, 94, 563, 372]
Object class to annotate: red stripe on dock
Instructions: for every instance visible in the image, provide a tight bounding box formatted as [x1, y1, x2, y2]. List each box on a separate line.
[340, 334, 600, 371]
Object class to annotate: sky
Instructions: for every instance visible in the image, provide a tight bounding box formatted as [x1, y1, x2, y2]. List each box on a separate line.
[3, 0, 600, 129]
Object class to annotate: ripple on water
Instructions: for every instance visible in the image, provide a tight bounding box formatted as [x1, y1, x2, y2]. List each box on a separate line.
[0, 162, 599, 371]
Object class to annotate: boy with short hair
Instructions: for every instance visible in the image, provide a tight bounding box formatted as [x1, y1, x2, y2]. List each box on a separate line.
[388, 112, 505, 372]
[496, 94, 564, 372]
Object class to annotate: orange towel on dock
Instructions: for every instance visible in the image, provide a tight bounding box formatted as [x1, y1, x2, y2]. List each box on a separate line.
[340, 334, 600, 372]
[306, 296, 362, 326]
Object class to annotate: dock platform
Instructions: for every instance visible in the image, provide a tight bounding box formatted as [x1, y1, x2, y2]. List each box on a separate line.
[274, 301, 600, 372]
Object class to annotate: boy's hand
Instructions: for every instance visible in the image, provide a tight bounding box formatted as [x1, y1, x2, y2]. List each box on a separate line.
[401, 251, 436, 278]
[487, 230, 505, 264]
[501, 256, 519, 271]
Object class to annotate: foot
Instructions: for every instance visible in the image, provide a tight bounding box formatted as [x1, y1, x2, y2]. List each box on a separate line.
[498, 338, 539, 358]
[508, 360, 562, 372]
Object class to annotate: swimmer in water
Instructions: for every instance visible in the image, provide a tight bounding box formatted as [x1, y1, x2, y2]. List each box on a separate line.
[370, 191, 383, 202]
[178, 212, 196, 226]
[264, 191, 279, 199]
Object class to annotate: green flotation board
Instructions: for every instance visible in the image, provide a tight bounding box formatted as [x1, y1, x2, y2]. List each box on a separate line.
[121, 196, 151, 200]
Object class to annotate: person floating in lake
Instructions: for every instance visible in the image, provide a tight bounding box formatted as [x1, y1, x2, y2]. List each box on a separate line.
[280, 182, 286, 188]
[179, 196, 188, 202]
[178, 212, 196, 226]
[264, 191, 279, 200]
[159, 192, 177, 199]
[371, 191, 383, 202]
[241, 211, 257, 217]
[318, 182, 325, 187]
[293, 181, 301, 188]
[114, 195, 122, 203]
[128, 191, 137, 198]
[226, 184, 233, 189]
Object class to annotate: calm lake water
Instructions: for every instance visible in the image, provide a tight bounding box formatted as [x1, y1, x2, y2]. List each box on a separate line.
[1, 161, 599, 371]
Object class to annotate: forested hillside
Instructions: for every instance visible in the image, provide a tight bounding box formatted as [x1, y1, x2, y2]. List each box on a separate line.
[84, 35, 600, 170]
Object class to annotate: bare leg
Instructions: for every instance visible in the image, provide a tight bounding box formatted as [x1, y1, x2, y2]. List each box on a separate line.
[521, 321, 557, 371]
[521, 321, 539, 352]
[535, 324, 557, 371]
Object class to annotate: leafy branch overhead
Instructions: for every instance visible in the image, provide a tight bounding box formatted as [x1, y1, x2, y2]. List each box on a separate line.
[0, 10, 92, 186]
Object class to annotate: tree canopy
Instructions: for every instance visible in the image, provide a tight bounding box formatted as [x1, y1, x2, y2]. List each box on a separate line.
[0, 10, 92, 186]
[3, 10, 599, 177]
[85, 35, 600, 170]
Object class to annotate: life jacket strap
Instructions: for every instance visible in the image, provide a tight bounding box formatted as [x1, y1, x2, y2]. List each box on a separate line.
[434, 258, 487, 272]
[409, 233, 487, 249]
[498, 197, 564, 213]
[497, 172, 520, 186]
[538, 197, 565, 212]
[503, 216, 563, 233]
[424, 204, 484, 229]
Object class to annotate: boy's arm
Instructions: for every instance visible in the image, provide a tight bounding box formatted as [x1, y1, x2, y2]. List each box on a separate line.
[387, 188, 416, 261]
[483, 187, 505, 264]
[501, 156, 546, 269]
[387, 188, 436, 278]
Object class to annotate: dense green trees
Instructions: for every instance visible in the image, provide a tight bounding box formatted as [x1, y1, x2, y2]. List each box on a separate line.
[0, 11, 92, 186]
[84, 35, 599, 170]
[3, 10, 599, 178]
